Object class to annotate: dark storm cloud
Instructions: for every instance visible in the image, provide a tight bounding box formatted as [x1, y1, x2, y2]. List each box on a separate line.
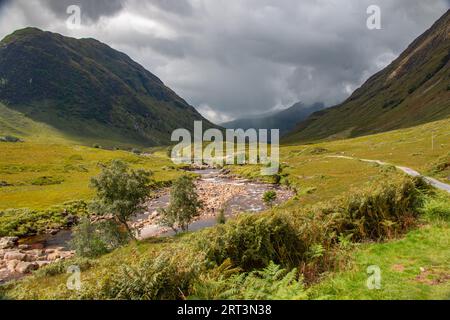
[0, 0, 448, 123]
[0, 0, 9, 8]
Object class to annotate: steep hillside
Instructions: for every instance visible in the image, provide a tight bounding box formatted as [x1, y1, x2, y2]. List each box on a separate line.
[223, 102, 325, 136]
[0, 28, 216, 147]
[285, 10, 450, 144]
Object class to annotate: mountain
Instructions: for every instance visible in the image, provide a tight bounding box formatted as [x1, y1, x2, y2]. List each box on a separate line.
[284, 10, 450, 144]
[0, 28, 216, 147]
[222, 102, 325, 136]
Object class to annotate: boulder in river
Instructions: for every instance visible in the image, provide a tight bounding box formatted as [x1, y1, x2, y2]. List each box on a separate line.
[6, 260, 19, 272]
[15, 261, 39, 274]
[0, 237, 19, 249]
[4, 251, 26, 261]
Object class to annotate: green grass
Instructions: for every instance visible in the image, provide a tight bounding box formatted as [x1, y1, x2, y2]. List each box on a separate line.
[229, 119, 450, 207]
[0, 141, 181, 210]
[281, 118, 450, 183]
[308, 222, 450, 300]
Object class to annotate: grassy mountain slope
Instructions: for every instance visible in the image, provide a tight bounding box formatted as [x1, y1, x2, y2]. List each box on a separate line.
[0, 28, 216, 147]
[285, 10, 450, 144]
[222, 102, 325, 136]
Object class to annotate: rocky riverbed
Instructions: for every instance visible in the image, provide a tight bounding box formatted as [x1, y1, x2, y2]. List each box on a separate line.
[0, 236, 74, 283]
[0, 168, 294, 283]
[134, 168, 294, 238]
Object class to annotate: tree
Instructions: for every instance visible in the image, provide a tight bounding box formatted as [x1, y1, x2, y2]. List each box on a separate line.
[263, 190, 277, 208]
[70, 217, 129, 258]
[159, 175, 203, 233]
[90, 160, 152, 238]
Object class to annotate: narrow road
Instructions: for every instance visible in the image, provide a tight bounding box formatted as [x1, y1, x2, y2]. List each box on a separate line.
[328, 155, 450, 194]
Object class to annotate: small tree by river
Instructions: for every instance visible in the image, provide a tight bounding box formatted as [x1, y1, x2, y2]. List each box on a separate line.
[159, 175, 203, 233]
[263, 190, 277, 208]
[89, 160, 152, 238]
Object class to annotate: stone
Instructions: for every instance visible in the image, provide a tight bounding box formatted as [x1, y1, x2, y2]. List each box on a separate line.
[47, 252, 61, 261]
[28, 249, 45, 257]
[18, 244, 31, 250]
[6, 260, 19, 272]
[24, 254, 38, 262]
[29, 243, 45, 250]
[38, 255, 49, 261]
[15, 261, 38, 274]
[4, 251, 26, 261]
[0, 236, 19, 249]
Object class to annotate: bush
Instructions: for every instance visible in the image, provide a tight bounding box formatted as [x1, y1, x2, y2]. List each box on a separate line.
[0, 181, 11, 187]
[196, 213, 305, 271]
[0, 135, 22, 143]
[34, 257, 96, 277]
[311, 178, 423, 242]
[262, 190, 277, 207]
[216, 209, 226, 224]
[422, 194, 450, 221]
[309, 147, 328, 155]
[70, 217, 129, 258]
[30, 176, 64, 186]
[166, 146, 173, 158]
[68, 154, 83, 161]
[0, 201, 88, 237]
[78, 250, 204, 300]
[191, 261, 306, 300]
[426, 153, 450, 176]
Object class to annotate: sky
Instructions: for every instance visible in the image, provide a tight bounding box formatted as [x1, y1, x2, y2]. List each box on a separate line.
[0, 0, 448, 123]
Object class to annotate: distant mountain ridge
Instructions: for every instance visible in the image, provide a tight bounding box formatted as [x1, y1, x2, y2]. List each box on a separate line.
[0, 27, 216, 147]
[222, 102, 325, 136]
[284, 10, 450, 144]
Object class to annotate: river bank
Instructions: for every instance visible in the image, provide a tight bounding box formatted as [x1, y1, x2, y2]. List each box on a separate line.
[0, 167, 294, 283]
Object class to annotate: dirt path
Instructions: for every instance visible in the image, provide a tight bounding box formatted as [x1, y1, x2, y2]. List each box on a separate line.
[328, 155, 450, 194]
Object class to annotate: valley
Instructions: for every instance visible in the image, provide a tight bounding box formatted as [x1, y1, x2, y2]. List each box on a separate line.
[1, 117, 449, 299]
[0, 8, 449, 302]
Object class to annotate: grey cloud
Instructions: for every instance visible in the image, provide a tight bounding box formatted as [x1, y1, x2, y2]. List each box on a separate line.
[149, 0, 193, 16]
[0, 0, 448, 123]
[43, 0, 124, 23]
